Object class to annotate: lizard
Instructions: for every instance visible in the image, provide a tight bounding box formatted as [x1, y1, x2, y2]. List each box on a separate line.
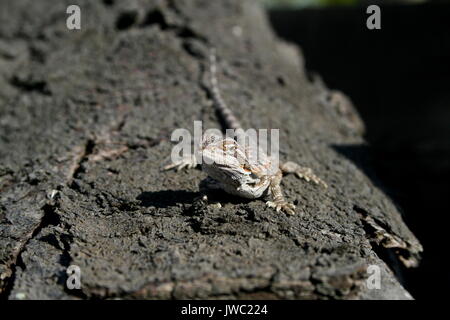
[163, 48, 327, 215]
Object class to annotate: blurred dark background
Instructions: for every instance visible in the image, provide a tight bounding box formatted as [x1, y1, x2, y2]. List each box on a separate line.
[265, 0, 450, 299]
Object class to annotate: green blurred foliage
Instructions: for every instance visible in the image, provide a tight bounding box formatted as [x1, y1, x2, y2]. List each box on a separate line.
[261, 0, 429, 7]
[261, 0, 359, 8]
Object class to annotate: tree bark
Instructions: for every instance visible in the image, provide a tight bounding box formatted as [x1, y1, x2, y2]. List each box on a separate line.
[0, 0, 422, 299]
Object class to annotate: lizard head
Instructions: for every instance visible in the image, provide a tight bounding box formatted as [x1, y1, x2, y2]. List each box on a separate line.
[199, 134, 271, 199]
[201, 131, 223, 150]
[200, 134, 260, 187]
[200, 134, 243, 168]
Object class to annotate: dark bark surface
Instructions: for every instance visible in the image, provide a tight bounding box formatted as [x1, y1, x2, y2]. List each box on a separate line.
[0, 0, 422, 299]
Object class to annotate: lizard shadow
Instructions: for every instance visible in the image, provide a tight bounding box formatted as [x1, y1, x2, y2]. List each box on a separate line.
[136, 189, 253, 209]
[136, 190, 199, 208]
[200, 189, 255, 206]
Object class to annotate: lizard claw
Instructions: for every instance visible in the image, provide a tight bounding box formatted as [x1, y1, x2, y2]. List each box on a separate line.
[266, 200, 296, 215]
[295, 169, 328, 188]
[163, 156, 197, 171]
[281, 162, 328, 188]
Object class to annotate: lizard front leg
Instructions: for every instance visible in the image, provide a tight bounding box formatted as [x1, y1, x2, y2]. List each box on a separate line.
[266, 170, 296, 215]
[280, 161, 327, 188]
[163, 154, 198, 171]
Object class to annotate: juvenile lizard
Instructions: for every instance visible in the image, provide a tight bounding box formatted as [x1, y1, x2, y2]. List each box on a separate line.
[164, 49, 327, 215]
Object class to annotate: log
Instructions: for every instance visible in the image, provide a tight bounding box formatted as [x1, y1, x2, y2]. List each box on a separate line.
[0, 0, 422, 299]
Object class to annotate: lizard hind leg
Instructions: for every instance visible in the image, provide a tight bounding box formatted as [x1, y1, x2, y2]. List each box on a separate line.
[280, 161, 328, 188]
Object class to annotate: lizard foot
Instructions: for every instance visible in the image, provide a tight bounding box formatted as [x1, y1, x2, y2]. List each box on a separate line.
[295, 168, 327, 188]
[199, 194, 222, 208]
[281, 161, 328, 188]
[266, 200, 296, 215]
[163, 156, 197, 171]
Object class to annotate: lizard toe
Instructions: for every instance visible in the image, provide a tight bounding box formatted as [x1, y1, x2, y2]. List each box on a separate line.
[163, 157, 197, 172]
[266, 201, 296, 215]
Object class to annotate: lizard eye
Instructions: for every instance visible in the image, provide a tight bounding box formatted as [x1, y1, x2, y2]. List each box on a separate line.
[202, 132, 223, 149]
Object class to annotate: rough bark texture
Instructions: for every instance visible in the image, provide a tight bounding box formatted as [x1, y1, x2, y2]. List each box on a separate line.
[0, 0, 422, 299]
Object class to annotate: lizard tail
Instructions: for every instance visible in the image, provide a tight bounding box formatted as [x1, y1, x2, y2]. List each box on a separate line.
[209, 48, 241, 130]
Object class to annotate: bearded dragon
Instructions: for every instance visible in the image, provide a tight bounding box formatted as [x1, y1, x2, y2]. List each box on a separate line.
[164, 49, 326, 215]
